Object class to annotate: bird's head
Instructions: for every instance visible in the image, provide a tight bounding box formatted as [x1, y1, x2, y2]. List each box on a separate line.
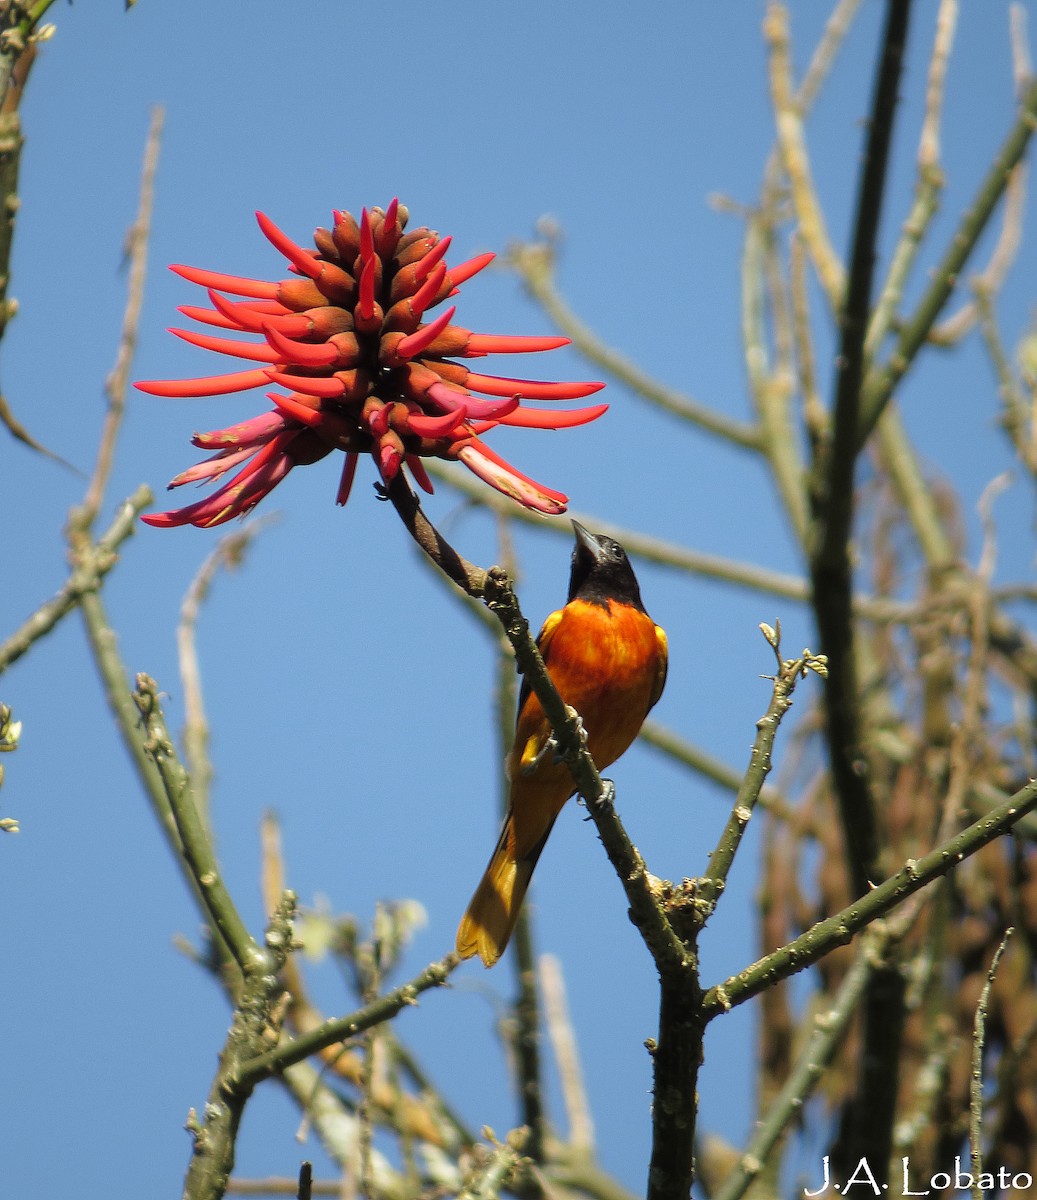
[567, 521, 647, 611]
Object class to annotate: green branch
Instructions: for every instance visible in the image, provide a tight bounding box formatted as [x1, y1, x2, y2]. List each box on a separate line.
[712, 939, 875, 1200]
[506, 239, 762, 451]
[0, 484, 152, 676]
[702, 777, 1037, 1018]
[857, 73, 1037, 443]
[181, 895, 297, 1200]
[696, 632, 826, 916]
[132, 674, 261, 975]
[235, 954, 459, 1090]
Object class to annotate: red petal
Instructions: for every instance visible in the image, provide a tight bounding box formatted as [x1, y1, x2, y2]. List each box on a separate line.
[267, 392, 323, 428]
[169, 327, 279, 363]
[336, 452, 359, 505]
[135, 368, 272, 398]
[446, 251, 495, 287]
[409, 261, 448, 318]
[457, 438, 567, 513]
[262, 323, 339, 367]
[358, 254, 377, 321]
[169, 445, 255, 487]
[402, 407, 467, 437]
[413, 235, 451, 283]
[426, 381, 520, 421]
[465, 373, 605, 401]
[178, 304, 241, 331]
[463, 333, 570, 355]
[256, 211, 322, 280]
[265, 369, 347, 399]
[208, 289, 310, 336]
[395, 306, 457, 360]
[360, 208, 375, 261]
[171, 264, 280, 300]
[466, 403, 610, 434]
[493, 402, 608, 429]
[405, 454, 435, 494]
[193, 411, 287, 450]
[143, 433, 298, 528]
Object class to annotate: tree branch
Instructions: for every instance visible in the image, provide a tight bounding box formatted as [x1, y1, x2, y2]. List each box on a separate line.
[0, 484, 152, 675]
[809, 0, 911, 898]
[857, 73, 1037, 443]
[695, 630, 826, 916]
[505, 238, 761, 451]
[133, 673, 260, 975]
[701, 776, 1037, 1018]
[234, 954, 460, 1090]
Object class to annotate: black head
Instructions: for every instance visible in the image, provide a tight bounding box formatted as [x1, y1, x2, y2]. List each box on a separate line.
[567, 521, 647, 611]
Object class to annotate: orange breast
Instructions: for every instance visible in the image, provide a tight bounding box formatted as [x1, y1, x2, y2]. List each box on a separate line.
[509, 598, 665, 782]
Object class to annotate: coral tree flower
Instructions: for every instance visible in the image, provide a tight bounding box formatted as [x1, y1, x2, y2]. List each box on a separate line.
[136, 202, 606, 527]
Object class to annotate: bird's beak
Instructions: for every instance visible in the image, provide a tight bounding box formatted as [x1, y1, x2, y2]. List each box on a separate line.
[571, 520, 607, 564]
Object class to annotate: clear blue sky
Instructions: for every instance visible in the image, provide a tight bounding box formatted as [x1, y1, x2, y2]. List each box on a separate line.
[1, 3, 1034, 1196]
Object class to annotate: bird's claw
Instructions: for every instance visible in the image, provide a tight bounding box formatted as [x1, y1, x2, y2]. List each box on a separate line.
[520, 709, 587, 775]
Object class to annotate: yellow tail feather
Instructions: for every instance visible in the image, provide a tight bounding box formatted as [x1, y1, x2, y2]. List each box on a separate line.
[456, 811, 552, 967]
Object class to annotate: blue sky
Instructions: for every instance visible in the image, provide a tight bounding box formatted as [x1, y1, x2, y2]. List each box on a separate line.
[1, 3, 1035, 1196]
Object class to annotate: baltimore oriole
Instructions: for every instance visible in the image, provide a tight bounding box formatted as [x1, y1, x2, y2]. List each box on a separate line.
[456, 521, 668, 967]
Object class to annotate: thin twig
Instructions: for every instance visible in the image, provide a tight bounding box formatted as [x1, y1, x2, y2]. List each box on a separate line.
[178, 520, 274, 822]
[133, 674, 260, 974]
[742, 210, 810, 543]
[181, 895, 296, 1200]
[76, 107, 163, 531]
[857, 74, 1037, 443]
[385, 473, 487, 594]
[701, 776, 1037, 1018]
[275, 1060, 411, 1200]
[457, 1129, 529, 1200]
[491, 519, 548, 1167]
[0, 12, 66, 460]
[789, 232, 826, 450]
[696, 630, 827, 916]
[942, 476, 1007, 825]
[505, 238, 761, 451]
[713, 939, 876, 1200]
[975, 284, 1037, 474]
[931, 161, 1028, 345]
[864, 0, 954, 362]
[540, 953, 595, 1154]
[969, 929, 1014, 1199]
[918, 0, 958, 169]
[0, 484, 152, 675]
[235, 954, 461, 1090]
[932, 11, 1031, 346]
[764, 2, 846, 309]
[794, 0, 865, 113]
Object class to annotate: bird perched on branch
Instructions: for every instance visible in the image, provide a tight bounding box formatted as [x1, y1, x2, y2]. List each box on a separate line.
[457, 521, 668, 967]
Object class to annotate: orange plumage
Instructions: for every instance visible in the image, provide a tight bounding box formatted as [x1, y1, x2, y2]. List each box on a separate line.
[457, 522, 668, 967]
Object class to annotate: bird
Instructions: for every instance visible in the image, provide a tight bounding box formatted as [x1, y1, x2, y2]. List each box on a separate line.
[456, 520, 668, 967]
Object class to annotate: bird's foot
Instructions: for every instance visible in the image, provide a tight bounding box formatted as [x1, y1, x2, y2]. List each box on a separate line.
[549, 708, 588, 764]
[520, 709, 587, 775]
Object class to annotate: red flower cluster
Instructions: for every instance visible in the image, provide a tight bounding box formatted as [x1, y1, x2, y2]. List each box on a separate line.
[136, 202, 606, 527]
